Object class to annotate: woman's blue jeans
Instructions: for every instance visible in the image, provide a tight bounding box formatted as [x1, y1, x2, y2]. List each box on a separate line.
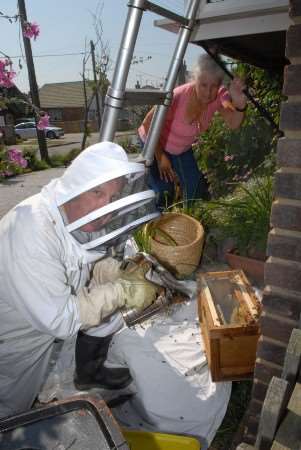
[139, 139, 209, 207]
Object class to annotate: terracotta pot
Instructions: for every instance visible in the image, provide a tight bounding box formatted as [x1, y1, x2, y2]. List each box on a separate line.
[225, 251, 265, 285]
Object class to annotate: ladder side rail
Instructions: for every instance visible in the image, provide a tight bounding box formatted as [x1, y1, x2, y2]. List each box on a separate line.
[99, 0, 146, 142]
[142, 0, 200, 166]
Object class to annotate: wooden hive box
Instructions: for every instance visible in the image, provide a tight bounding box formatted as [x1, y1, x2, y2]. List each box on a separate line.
[198, 270, 261, 382]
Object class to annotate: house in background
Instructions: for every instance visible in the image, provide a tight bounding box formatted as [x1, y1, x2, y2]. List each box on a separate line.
[39, 80, 133, 134]
[39, 80, 101, 133]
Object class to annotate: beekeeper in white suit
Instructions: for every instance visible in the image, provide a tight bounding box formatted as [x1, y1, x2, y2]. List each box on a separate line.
[0, 141, 160, 419]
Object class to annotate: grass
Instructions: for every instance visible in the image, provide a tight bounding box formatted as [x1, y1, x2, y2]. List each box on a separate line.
[20, 147, 82, 173]
[50, 148, 82, 166]
[209, 380, 253, 450]
[133, 221, 178, 253]
[20, 137, 65, 148]
[196, 176, 274, 258]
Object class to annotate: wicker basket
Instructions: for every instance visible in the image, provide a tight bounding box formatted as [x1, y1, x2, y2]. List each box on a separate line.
[149, 212, 205, 277]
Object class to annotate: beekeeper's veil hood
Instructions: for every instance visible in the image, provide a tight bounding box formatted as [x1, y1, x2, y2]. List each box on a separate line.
[53, 141, 159, 252]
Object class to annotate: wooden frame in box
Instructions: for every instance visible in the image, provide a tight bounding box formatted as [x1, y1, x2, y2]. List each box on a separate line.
[198, 270, 261, 382]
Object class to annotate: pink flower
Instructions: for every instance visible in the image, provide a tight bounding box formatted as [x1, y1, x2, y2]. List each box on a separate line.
[0, 59, 15, 88]
[8, 148, 22, 161]
[0, 59, 9, 69]
[224, 154, 235, 162]
[7, 148, 28, 168]
[19, 157, 28, 168]
[23, 21, 40, 40]
[37, 113, 50, 130]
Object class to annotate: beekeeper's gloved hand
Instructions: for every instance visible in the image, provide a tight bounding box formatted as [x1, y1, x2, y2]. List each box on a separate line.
[78, 280, 125, 330]
[117, 257, 160, 310]
[90, 257, 121, 289]
[78, 257, 160, 330]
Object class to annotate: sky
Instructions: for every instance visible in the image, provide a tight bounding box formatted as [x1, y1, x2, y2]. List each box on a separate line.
[0, 0, 204, 93]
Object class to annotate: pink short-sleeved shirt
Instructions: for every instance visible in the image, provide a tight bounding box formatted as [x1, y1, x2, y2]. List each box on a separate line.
[138, 82, 230, 155]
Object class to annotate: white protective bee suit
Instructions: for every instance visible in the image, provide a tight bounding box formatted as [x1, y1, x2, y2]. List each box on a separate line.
[0, 142, 159, 418]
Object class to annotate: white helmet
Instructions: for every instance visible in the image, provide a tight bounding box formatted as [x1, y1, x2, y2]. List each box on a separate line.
[54, 142, 160, 252]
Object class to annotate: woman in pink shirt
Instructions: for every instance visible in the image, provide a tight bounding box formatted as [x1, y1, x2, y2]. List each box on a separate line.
[138, 54, 247, 207]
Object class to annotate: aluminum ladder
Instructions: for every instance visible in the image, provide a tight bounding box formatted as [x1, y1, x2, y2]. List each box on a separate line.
[99, 0, 200, 167]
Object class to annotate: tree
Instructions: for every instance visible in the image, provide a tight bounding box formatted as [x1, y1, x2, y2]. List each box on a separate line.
[18, 0, 49, 163]
[80, 2, 111, 150]
[0, 5, 50, 163]
[80, 2, 153, 149]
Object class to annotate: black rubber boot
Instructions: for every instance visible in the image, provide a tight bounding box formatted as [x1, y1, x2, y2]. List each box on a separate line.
[74, 331, 132, 390]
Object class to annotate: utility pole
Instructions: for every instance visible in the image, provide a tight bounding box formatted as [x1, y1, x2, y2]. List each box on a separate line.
[90, 40, 101, 129]
[81, 57, 89, 151]
[18, 0, 49, 163]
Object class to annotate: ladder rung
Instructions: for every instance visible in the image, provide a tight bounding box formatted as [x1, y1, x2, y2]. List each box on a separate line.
[123, 88, 169, 106]
[142, 1, 189, 27]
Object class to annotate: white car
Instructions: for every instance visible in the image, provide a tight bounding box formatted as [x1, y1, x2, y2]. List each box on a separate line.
[15, 122, 64, 140]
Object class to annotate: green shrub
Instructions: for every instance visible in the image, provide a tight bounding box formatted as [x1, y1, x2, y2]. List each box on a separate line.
[116, 135, 139, 154]
[61, 148, 82, 166]
[22, 147, 37, 168]
[195, 63, 282, 198]
[33, 159, 51, 170]
[14, 146, 82, 173]
[198, 176, 274, 258]
[49, 148, 82, 167]
[25, 150, 50, 171]
[49, 154, 66, 167]
[22, 147, 49, 171]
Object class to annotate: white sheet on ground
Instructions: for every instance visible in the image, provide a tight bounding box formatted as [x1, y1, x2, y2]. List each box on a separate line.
[107, 284, 231, 449]
[38, 281, 231, 449]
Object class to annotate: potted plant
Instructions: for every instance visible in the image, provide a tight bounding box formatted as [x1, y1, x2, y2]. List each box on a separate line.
[199, 176, 274, 284]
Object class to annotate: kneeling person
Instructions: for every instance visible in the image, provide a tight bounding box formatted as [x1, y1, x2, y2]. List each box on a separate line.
[0, 141, 160, 418]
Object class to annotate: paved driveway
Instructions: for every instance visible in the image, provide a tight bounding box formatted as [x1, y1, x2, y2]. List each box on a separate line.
[0, 168, 65, 219]
[1, 130, 140, 218]
[1, 135, 141, 219]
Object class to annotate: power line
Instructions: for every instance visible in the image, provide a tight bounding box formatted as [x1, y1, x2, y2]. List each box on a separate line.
[9, 48, 167, 60]
[131, 67, 165, 80]
[9, 46, 199, 62]
[9, 51, 86, 59]
[9, 44, 182, 60]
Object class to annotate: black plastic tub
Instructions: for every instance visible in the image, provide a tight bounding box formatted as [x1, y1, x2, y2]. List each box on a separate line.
[0, 396, 129, 450]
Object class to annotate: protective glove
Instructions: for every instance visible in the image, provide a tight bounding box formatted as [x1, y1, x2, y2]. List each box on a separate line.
[78, 256, 160, 330]
[117, 257, 161, 310]
[78, 282, 124, 330]
[90, 257, 121, 288]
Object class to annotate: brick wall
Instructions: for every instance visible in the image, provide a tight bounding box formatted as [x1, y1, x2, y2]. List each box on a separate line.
[47, 104, 99, 133]
[62, 107, 83, 121]
[243, 1, 301, 445]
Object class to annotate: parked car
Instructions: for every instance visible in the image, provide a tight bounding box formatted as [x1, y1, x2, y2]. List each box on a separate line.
[15, 117, 36, 124]
[14, 122, 64, 140]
